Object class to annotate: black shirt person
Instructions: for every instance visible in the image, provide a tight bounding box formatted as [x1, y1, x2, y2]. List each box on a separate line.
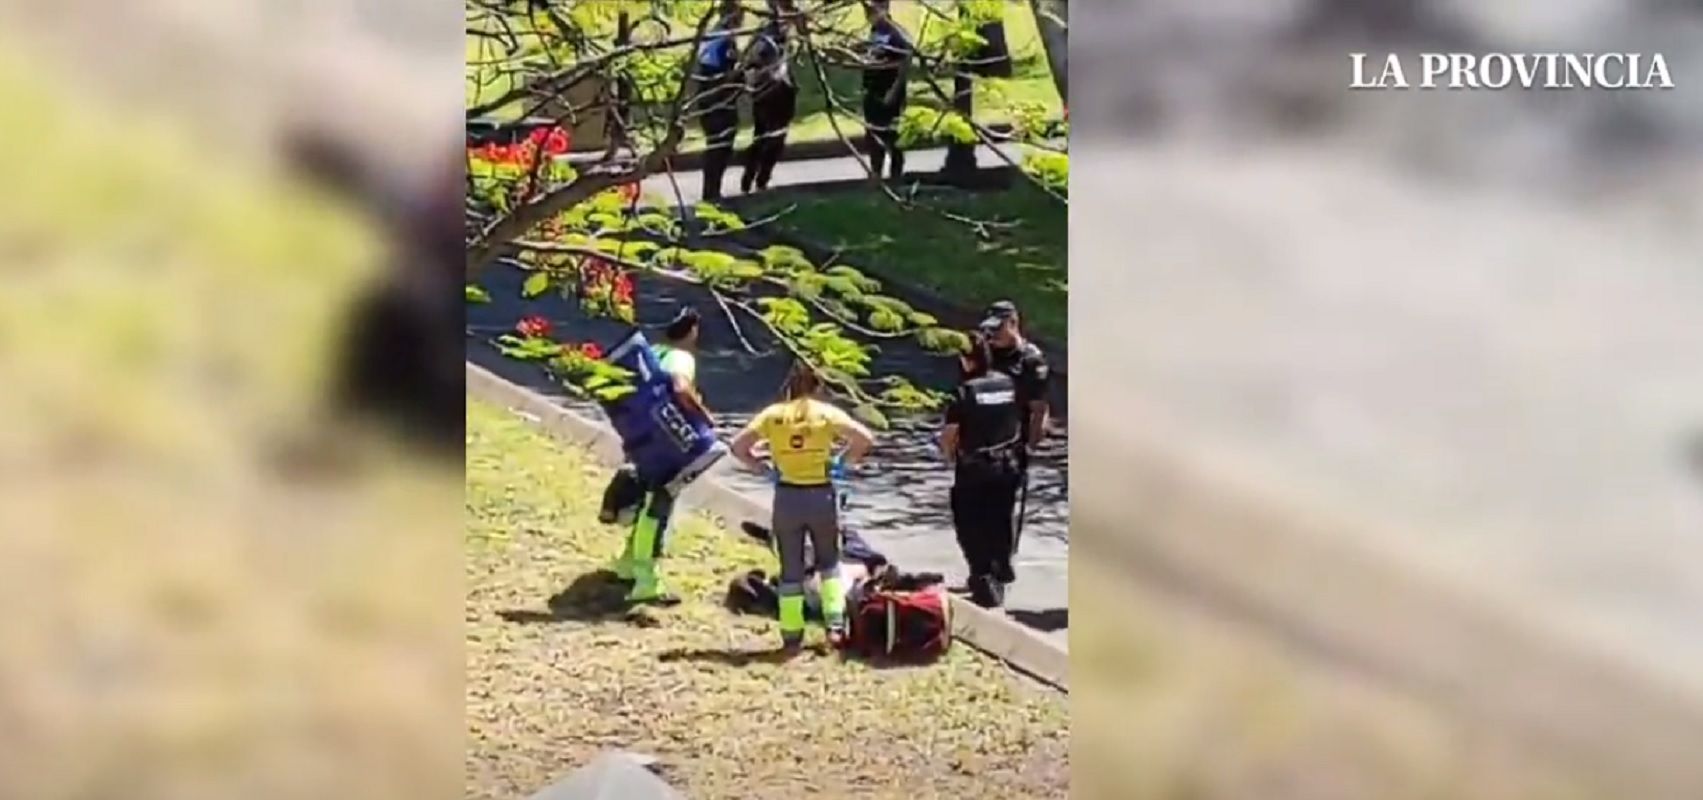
[861, 0, 913, 181]
[978, 299, 1050, 581]
[940, 332, 1026, 609]
[692, 5, 745, 201]
[979, 300, 1050, 450]
[739, 0, 798, 193]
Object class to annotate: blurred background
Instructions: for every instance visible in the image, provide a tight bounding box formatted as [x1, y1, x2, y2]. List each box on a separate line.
[0, 1, 464, 798]
[1069, 0, 1703, 798]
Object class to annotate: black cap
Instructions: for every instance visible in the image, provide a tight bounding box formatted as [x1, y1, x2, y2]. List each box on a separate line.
[978, 300, 1018, 332]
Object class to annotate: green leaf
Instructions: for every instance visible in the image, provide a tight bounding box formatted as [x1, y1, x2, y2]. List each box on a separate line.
[869, 308, 905, 332]
[852, 404, 889, 430]
[918, 327, 971, 354]
[465, 285, 492, 304]
[761, 245, 814, 273]
[522, 271, 551, 298]
[728, 260, 765, 280]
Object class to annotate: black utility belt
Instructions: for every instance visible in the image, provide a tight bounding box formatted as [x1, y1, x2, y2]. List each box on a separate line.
[960, 444, 1023, 463]
[776, 480, 833, 490]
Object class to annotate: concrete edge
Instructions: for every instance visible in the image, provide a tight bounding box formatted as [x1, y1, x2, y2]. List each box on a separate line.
[466, 361, 1071, 693]
[597, 123, 1020, 172]
[1073, 398, 1703, 792]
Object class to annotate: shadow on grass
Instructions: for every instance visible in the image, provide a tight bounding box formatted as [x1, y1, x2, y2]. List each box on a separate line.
[657, 644, 825, 667]
[497, 569, 663, 626]
[1008, 608, 1068, 632]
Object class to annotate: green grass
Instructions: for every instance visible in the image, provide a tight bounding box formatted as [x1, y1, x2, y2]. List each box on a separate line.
[465, 398, 1069, 799]
[466, 1, 1063, 149]
[744, 180, 1067, 343]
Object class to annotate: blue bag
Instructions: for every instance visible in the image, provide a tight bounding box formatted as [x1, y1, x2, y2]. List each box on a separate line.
[601, 329, 726, 494]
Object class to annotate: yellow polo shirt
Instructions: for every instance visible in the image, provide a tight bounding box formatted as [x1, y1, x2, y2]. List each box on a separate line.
[751, 398, 855, 485]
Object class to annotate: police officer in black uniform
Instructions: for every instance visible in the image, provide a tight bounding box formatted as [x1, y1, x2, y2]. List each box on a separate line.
[693, 4, 745, 201]
[978, 299, 1051, 585]
[941, 331, 1027, 608]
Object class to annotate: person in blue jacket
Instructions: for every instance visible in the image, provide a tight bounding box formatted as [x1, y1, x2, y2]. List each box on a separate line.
[693, 4, 745, 201]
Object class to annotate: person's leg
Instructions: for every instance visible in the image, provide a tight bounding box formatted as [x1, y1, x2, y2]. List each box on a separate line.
[883, 103, 906, 179]
[990, 461, 1023, 586]
[955, 464, 1009, 608]
[741, 95, 774, 194]
[701, 107, 737, 201]
[771, 488, 811, 648]
[611, 533, 636, 581]
[626, 487, 678, 603]
[863, 99, 888, 179]
[756, 85, 797, 190]
[804, 487, 847, 637]
[950, 473, 995, 582]
[606, 466, 641, 579]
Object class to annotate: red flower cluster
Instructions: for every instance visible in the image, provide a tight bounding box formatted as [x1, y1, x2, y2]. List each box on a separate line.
[472, 126, 571, 169]
[614, 182, 641, 204]
[515, 315, 553, 338]
[583, 257, 635, 304]
[579, 342, 604, 360]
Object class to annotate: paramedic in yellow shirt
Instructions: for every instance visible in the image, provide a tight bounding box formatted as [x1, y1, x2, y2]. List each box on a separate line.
[730, 362, 874, 650]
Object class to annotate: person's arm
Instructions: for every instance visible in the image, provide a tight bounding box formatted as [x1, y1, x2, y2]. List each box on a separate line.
[1024, 355, 1052, 447]
[831, 409, 875, 465]
[672, 373, 715, 427]
[729, 414, 767, 473]
[881, 25, 914, 106]
[939, 386, 965, 464]
[940, 424, 960, 466]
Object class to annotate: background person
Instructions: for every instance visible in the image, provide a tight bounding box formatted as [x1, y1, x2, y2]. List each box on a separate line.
[739, 0, 799, 193]
[978, 299, 1051, 583]
[692, 5, 745, 201]
[612, 307, 713, 605]
[860, 0, 913, 181]
[729, 362, 875, 650]
[940, 332, 1026, 608]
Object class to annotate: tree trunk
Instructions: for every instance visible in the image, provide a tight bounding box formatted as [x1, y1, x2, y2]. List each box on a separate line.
[1027, 0, 1068, 104]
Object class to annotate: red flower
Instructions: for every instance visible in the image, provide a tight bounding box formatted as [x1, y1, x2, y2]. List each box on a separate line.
[543, 128, 571, 155]
[515, 315, 553, 338]
[580, 342, 604, 360]
[616, 182, 640, 202]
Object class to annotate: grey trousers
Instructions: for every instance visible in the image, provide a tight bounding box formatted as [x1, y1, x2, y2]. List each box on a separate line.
[771, 484, 841, 592]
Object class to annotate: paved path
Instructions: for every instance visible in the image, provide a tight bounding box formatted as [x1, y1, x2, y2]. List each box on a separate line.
[469, 252, 1070, 645]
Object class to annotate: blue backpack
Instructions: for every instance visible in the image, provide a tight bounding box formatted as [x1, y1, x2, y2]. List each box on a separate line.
[600, 329, 726, 494]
